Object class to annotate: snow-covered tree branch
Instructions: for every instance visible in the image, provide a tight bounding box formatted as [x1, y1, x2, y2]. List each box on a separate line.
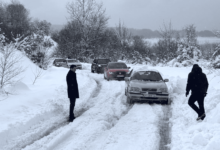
[0, 43, 25, 89]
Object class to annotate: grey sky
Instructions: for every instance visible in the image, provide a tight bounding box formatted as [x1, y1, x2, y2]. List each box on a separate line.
[2, 0, 220, 31]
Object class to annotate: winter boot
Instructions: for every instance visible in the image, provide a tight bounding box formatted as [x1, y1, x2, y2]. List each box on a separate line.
[196, 113, 205, 121]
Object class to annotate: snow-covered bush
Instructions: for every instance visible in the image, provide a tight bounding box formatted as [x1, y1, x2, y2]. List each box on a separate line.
[175, 43, 202, 67]
[211, 31, 220, 68]
[212, 55, 220, 69]
[0, 28, 5, 48]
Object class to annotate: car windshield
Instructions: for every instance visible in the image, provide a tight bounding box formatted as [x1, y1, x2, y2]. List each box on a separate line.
[67, 60, 78, 63]
[97, 59, 110, 64]
[131, 71, 163, 81]
[108, 63, 127, 69]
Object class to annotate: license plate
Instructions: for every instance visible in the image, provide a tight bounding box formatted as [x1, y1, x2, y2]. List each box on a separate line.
[117, 75, 124, 77]
[144, 94, 156, 97]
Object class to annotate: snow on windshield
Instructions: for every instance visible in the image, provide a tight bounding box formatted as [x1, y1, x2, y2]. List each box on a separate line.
[131, 71, 163, 81]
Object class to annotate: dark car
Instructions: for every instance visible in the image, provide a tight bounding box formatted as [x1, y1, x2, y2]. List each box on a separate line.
[104, 62, 130, 81]
[91, 58, 111, 73]
[53, 58, 66, 67]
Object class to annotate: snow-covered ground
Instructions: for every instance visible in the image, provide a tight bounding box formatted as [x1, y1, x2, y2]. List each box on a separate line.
[144, 37, 220, 45]
[0, 53, 220, 150]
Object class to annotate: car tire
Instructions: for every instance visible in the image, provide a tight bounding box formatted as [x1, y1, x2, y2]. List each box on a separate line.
[91, 69, 94, 73]
[126, 96, 133, 105]
[166, 98, 171, 105]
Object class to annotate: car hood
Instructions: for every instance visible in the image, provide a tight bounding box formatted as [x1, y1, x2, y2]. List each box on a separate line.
[129, 80, 167, 89]
[67, 62, 81, 65]
[108, 69, 129, 72]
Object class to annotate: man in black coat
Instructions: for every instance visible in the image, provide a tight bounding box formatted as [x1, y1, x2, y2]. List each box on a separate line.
[186, 64, 209, 121]
[66, 65, 79, 122]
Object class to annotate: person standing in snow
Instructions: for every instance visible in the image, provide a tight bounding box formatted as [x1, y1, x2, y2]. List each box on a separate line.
[66, 65, 79, 122]
[186, 64, 209, 121]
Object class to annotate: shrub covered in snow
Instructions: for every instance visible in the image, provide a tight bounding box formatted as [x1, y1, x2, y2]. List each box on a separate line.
[210, 42, 220, 68]
[174, 43, 202, 67]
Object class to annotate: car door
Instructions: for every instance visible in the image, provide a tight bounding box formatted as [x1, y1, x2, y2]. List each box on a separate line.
[92, 59, 96, 70]
[125, 69, 133, 93]
[104, 65, 108, 77]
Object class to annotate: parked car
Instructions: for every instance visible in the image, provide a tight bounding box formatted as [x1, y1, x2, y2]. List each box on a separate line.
[53, 58, 66, 67]
[104, 62, 130, 81]
[91, 58, 111, 73]
[124, 69, 169, 104]
[66, 59, 82, 69]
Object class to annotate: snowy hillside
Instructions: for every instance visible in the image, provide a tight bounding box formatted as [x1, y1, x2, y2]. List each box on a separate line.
[0, 55, 220, 150]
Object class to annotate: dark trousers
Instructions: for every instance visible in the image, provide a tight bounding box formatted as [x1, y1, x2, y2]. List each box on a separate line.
[188, 93, 205, 116]
[69, 98, 76, 120]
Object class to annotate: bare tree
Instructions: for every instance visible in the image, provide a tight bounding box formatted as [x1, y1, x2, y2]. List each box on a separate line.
[66, 0, 109, 58]
[0, 43, 25, 89]
[183, 24, 198, 46]
[158, 21, 178, 62]
[114, 20, 132, 59]
[32, 65, 44, 85]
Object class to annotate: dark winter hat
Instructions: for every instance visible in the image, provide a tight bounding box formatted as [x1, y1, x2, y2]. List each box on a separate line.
[193, 64, 199, 68]
[191, 64, 199, 72]
[70, 65, 77, 69]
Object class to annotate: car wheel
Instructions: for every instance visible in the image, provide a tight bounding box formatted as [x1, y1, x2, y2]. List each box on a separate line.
[166, 99, 171, 105]
[91, 69, 94, 73]
[126, 96, 133, 105]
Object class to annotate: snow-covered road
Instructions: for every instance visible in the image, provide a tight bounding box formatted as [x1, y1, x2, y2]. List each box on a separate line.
[0, 65, 171, 150]
[1, 62, 220, 150]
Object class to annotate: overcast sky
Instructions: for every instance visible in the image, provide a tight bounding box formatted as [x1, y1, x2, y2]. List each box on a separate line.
[2, 0, 220, 31]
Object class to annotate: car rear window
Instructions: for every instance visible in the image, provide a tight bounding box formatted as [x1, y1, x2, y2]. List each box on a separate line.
[55, 59, 65, 62]
[108, 63, 127, 69]
[97, 59, 110, 64]
[67, 60, 78, 63]
[131, 71, 163, 81]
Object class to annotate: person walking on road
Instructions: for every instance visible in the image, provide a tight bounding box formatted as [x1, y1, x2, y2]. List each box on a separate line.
[66, 65, 79, 122]
[186, 64, 209, 121]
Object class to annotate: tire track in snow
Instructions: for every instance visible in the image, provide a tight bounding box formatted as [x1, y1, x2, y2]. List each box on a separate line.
[23, 80, 130, 150]
[1, 77, 102, 150]
[159, 104, 172, 150]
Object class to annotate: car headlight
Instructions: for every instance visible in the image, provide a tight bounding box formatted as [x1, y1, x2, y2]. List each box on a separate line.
[158, 88, 168, 93]
[98, 65, 101, 67]
[129, 87, 141, 93]
[109, 72, 113, 74]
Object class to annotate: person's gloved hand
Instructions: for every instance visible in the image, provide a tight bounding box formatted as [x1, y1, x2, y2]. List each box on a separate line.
[186, 91, 189, 97]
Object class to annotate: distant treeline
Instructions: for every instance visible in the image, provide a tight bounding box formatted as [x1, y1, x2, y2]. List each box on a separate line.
[51, 25, 216, 38]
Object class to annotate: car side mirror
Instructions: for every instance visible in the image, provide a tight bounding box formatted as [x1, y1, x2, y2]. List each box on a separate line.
[124, 77, 130, 81]
[127, 67, 131, 69]
[164, 79, 169, 82]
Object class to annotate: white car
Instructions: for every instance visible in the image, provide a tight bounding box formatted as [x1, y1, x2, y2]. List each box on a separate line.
[66, 59, 82, 69]
[125, 69, 170, 104]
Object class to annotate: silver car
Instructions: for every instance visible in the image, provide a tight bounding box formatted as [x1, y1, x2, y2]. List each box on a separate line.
[125, 69, 170, 104]
[66, 59, 82, 69]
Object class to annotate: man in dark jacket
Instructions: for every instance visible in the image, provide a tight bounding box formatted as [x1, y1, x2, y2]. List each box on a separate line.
[66, 65, 79, 122]
[186, 64, 209, 121]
